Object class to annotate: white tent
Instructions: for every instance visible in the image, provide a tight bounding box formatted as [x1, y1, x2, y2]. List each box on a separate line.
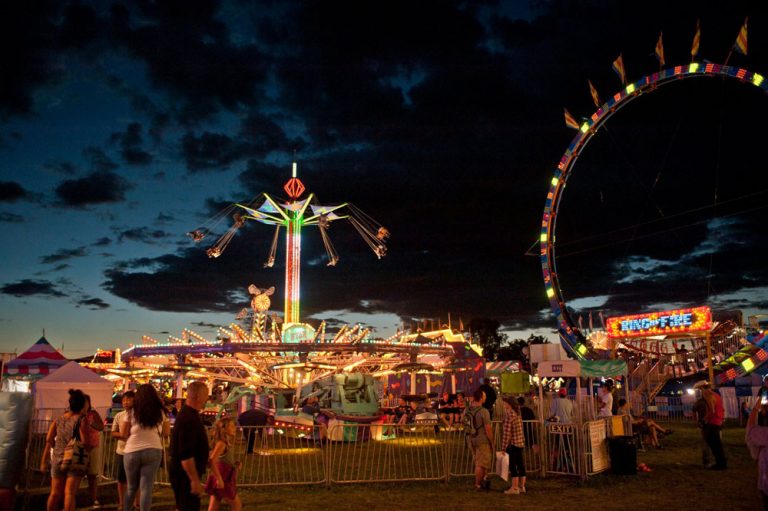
[33, 361, 113, 421]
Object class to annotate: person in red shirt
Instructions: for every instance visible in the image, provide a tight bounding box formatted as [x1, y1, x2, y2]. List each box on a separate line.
[698, 381, 726, 470]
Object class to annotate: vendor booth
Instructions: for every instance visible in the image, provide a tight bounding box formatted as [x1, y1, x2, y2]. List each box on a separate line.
[536, 359, 628, 479]
[32, 361, 113, 422]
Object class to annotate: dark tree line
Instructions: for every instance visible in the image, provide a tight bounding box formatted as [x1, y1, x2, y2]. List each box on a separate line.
[467, 318, 548, 370]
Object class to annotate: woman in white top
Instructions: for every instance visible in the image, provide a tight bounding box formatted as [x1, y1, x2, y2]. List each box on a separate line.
[122, 384, 169, 511]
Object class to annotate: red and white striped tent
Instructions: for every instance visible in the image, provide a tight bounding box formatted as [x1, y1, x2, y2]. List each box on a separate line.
[3, 336, 68, 376]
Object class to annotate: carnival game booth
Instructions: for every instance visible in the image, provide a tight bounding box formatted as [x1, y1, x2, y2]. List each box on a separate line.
[536, 359, 628, 479]
[32, 361, 113, 423]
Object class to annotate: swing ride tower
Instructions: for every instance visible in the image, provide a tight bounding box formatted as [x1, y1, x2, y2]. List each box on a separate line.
[188, 162, 389, 333]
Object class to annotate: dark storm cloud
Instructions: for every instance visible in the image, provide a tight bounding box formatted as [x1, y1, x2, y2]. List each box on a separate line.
[0, 212, 24, 223]
[0, 3, 62, 116]
[109, 1, 268, 124]
[77, 297, 110, 310]
[0, 279, 66, 297]
[83, 146, 118, 173]
[55, 171, 133, 207]
[44, 162, 78, 175]
[155, 213, 176, 225]
[101, 72, 171, 142]
[115, 227, 171, 244]
[40, 246, 88, 264]
[0, 3, 105, 117]
[92, 237, 112, 247]
[181, 115, 298, 172]
[191, 321, 219, 329]
[110, 122, 152, 165]
[0, 181, 28, 202]
[95, 1, 766, 332]
[181, 132, 240, 171]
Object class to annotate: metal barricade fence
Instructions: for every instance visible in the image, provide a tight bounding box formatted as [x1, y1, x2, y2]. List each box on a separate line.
[234, 425, 326, 487]
[544, 422, 578, 477]
[23, 417, 554, 492]
[327, 423, 446, 484]
[640, 396, 696, 423]
[23, 416, 55, 493]
[521, 419, 542, 475]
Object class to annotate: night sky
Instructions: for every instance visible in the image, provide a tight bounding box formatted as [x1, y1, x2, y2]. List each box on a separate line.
[1, 1, 766, 358]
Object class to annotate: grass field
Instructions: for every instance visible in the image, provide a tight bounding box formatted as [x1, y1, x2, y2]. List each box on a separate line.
[21, 422, 761, 511]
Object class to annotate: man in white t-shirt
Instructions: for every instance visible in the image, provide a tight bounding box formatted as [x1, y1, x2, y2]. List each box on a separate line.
[598, 381, 614, 417]
[111, 391, 137, 508]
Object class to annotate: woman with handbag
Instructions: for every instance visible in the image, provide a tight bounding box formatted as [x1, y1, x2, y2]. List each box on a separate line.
[122, 384, 170, 511]
[40, 388, 99, 511]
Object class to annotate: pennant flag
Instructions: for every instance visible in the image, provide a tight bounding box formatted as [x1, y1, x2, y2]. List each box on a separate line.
[655, 32, 665, 66]
[564, 108, 579, 130]
[588, 80, 601, 108]
[691, 19, 701, 59]
[612, 54, 626, 84]
[735, 17, 748, 55]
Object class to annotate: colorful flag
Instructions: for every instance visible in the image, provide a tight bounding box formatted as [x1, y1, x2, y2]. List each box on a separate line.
[691, 19, 701, 59]
[735, 17, 748, 55]
[588, 80, 601, 108]
[612, 53, 626, 84]
[564, 108, 579, 130]
[655, 32, 665, 66]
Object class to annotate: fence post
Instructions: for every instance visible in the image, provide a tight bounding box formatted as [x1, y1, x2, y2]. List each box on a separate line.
[444, 433, 451, 483]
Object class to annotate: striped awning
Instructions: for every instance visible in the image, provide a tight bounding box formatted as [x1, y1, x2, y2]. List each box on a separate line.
[485, 361, 520, 373]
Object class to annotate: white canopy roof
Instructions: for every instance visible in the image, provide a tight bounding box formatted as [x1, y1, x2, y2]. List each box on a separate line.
[33, 361, 113, 416]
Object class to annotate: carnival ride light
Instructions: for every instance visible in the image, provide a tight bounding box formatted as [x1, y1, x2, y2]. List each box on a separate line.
[551, 177, 559, 186]
[625, 83, 635, 94]
[580, 122, 589, 133]
[742, 358, 755, 373]
[188, 162, 389, 327]
[689, 62, 700, 73]
[754, 73, 764, 86]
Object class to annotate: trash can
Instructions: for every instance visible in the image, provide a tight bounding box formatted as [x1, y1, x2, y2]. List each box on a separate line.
[608, 435, 637, 475]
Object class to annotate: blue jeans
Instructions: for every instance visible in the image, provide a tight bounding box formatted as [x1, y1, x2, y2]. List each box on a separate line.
[123, 448, 162, 511]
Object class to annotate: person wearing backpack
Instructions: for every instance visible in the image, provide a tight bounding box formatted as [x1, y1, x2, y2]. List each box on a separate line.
[464, 388, 494, 490]
[40, 388, 100, 511]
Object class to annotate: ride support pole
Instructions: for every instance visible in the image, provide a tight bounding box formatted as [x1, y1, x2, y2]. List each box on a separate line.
[705, 332, 715, 386]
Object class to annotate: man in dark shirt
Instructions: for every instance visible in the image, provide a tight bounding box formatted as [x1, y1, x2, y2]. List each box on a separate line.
[169, 381, 210, 511]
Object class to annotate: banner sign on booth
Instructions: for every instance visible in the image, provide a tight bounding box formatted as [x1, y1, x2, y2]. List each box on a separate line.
[605, 306, 712, 339]
[589, 421, 609, 473]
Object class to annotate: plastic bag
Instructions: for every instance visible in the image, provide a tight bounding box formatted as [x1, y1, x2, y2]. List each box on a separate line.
[495, 451, 509, 481]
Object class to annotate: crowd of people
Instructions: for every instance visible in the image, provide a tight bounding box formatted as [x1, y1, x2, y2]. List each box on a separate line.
[41, 381, 241, 511]
[39, 374, 768, 507]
